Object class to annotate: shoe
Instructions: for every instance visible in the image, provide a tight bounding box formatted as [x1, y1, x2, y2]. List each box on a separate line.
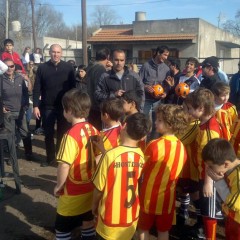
[25, 153, 33, 161]
[186, 223, 206, 239]
[34, 128, 44, 135]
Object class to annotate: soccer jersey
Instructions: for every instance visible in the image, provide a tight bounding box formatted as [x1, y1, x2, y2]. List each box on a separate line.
[100, 124, 121, 151]
[230, 116, 240, 157]
[92, 145, 145, 240]
[196, 116, 223, 180]
[179, 120, 200, 181]
[222, 102, 238, 127]
[140, 135, 187, 215]
[215, 108, 231, 140]
[56, 122, 99, 216]
[222, 164, 240, 224]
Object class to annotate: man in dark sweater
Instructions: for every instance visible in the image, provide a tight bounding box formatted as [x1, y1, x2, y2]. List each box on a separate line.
[86, 48, 110, 130]
[33, 44, 76, 167]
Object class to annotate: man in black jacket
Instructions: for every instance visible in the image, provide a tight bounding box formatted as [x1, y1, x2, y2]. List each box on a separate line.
[33, 44, 76, 167]
[95, 49, 144, 108]
[86, 48, 110, 130]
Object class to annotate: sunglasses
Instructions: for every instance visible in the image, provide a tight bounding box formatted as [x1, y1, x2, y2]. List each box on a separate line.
[7, 65, 15, 68]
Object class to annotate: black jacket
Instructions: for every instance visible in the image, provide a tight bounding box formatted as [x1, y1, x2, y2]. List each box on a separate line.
[33, 60, 76, 110]
[200, 73, 221, 92]
[95, 67, 144, 105]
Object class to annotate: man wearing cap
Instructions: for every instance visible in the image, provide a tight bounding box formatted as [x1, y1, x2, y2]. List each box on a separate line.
[229, 61, 240, 111]
[200, 56, 221, 91]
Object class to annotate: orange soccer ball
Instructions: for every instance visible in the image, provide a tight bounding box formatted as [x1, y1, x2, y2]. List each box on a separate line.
[153, 84, 164, 97]
[175, 82, 190, 97]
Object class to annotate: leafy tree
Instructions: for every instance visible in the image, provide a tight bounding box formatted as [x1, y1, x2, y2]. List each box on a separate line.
[222, 10, 240, 36]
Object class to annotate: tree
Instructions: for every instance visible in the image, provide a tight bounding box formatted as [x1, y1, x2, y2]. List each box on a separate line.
[222, 10, 240, 36]
[90, 6, 119, 27]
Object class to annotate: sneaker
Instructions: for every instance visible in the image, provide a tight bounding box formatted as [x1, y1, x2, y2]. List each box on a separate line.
[16, 140, 24, 148]
[35, 128, 44, 135]
[186, 224, 206, 239]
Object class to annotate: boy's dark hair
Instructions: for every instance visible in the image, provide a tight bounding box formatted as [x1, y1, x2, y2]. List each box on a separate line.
[211, 81, 230, 97]
[62, 89, 91, 118]
[78, 64, 87, 71]
[186, 57, 199, 68]
[100, 98, 124, 121]
[121, 90, 142, 112]
[125, 113, 151, 141]
[4, 38, 14, 46]
[155, 45, 169, 55]
[96, 48, 110, 61]
[185, 87, 215, 117]
[156, 104, 189, 135]
[15, 64, 22, 71]
[202, 138, 236, 165]
[168, 58, 181, 70]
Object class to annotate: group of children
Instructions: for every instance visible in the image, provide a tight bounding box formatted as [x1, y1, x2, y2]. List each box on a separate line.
[53, 83, 240, 240]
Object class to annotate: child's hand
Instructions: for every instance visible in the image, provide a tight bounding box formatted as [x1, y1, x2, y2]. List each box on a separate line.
[203, 181, 213, 197]
[165, 76, 175, 87]
[206, 167, 224, 181]
[54, 185, 62, 197]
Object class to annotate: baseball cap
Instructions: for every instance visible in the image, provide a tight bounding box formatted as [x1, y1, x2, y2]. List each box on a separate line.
[201, 57, 219, 68]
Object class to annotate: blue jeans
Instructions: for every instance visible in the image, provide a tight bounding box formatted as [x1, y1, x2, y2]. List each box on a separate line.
[42, 108, 70, 163]
[143, 98, 161, 142]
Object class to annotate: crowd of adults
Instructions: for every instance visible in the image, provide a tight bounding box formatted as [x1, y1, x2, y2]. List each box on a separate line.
[0, 38, 240, 168]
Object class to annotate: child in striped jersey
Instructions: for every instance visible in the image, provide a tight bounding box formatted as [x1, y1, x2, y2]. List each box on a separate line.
[99, 98, 124, 152]
[202, 139, 240, 240]
[92, 113, 152, 240]
[184, 88, 226, 240]
[54, 89, 99, 240]
[138, 104, 189, 240]
[212, 82, 237, 139]
[122, 90, 147, 151]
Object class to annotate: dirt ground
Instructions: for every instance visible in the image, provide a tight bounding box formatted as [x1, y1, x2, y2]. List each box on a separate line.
[0, 123, 226, 240]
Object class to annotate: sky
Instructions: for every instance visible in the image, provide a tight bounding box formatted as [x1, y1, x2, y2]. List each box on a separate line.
[39, 0, 239, 27]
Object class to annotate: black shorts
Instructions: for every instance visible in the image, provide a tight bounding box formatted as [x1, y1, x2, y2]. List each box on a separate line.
[55, 211, 94, 233]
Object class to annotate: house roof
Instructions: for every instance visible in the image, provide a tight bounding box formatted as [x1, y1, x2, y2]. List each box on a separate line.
[88, 28, 197, 43]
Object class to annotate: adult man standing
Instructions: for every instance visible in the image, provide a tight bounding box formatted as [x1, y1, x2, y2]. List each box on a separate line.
[95, 49, 144, 106]
[86, 48, 110, 130]
[200, 56, 221, 91]
[229, 60, 240, 111]
[33, 44, 76, 167]
[139, 45, 170, 140]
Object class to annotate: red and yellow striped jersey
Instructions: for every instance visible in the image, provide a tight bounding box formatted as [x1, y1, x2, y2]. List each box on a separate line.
[196, 117, 223, 180]
[100, 124, 121, 151]
[92, 145, 145, 227]
[222, 102, 238, 127]
[230, 116, 240, 157]
[57, 122, 99, 195]
[56, 122, 99, 216]
[222, 164, 240, 224]
[215, 108, 231, 140]
[140, 135, 187, 215]
[178, 120, 200, 181]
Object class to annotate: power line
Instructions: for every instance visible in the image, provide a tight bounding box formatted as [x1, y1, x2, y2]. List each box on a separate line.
[38, 0, 169, 7]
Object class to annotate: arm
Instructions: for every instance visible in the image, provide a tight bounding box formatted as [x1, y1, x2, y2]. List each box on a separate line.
[203, 166, 214, 197]
[54, 162, 70, 197]
[32, 66, 42, 119]
[94, 73, 110, 103]
[92, 188, 103, 217]
[0, 60, 8, 74]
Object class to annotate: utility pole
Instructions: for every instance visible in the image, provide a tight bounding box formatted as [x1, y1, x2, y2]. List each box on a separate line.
[6, 0, 9, 38]
[30, 0, 37, 50]
[81, 0, 87, 65]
